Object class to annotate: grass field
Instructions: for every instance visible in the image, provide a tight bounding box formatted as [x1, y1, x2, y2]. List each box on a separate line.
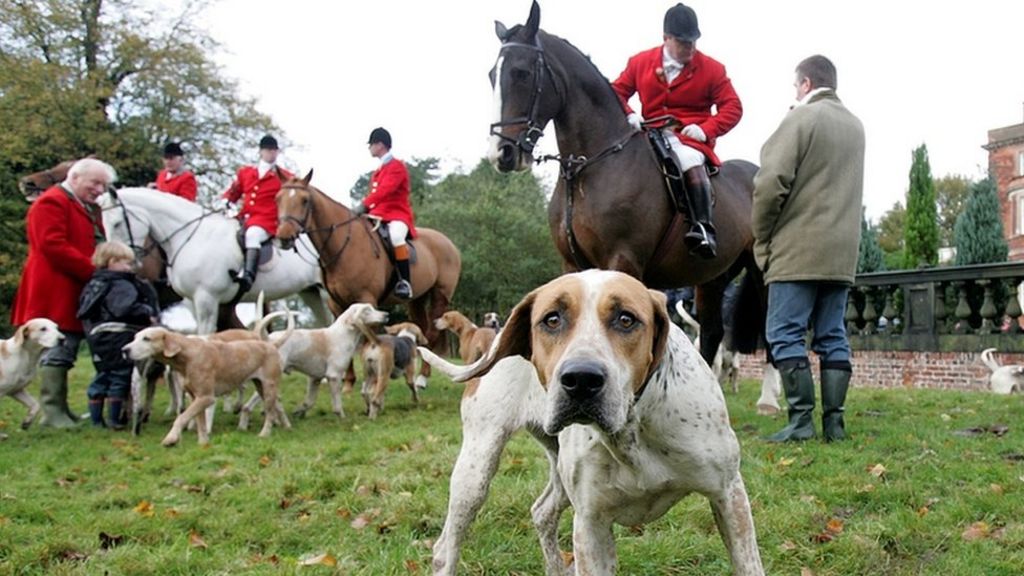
[0, 357, 1022, 575]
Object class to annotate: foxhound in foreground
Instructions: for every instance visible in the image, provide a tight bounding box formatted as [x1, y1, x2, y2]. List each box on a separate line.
[420, 270, 764, 575]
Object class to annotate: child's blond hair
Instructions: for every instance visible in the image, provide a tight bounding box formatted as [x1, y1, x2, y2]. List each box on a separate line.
[92, 240, 135, 269]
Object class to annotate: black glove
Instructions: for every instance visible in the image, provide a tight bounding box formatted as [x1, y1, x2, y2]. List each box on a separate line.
[352, 203, 367, 217]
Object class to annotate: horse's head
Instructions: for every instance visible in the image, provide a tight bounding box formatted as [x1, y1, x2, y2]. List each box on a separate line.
[18, 159, 76, 202]
[99, 189, 152, 253]
[488, 1, 561, 172]
[276, 170, 318, 250]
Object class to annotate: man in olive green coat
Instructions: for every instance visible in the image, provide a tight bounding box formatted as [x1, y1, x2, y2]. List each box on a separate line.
[752, 54, 865, 442]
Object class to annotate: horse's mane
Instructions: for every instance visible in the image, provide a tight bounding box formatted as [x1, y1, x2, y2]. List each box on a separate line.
[116, 187, 207, 219]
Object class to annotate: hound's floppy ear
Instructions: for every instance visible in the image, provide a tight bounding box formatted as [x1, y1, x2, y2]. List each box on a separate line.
[302, 169, 313, 185]
[161, 331, 182, 358]
[644, 289, 671, 383]
[13, 324, 28, 345]
[419, 290, 537, 383]
[495, 20, 509, 41]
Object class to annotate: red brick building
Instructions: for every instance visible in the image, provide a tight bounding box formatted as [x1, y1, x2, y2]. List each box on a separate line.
[985, 114, 1024, 261]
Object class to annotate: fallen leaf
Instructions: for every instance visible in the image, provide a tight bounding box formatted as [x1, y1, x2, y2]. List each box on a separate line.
[336, 508, 351, 518]
[133, 500, 154, 517]
[868, 463, 887, 478]
[59, 550, 89, 561]
[825, 518, 845, 535]
[297, 510, 311, 522]
[355, 485, 372, 497]
[560, 550, 574, 567]
[801, 567, 815, 576]
[779, 457, 795, 468]
[990, 484, 1004, 495]
[779, 540, 798, 552]
[189, 530, 208, 549]
[917, 506, 929, 517]
[961, 521, 990, 541]
[856, 484, 875, 493]
[259, 455, 271, 467]
[279, 498, 292, 510]
[298, 552, 337, 566]
[404, 559, 420, 572]
[164, 508, 180, 518]
[799, 495, 817, 504]
[351, 515, 371, 530]
[940, 413, 952, 421]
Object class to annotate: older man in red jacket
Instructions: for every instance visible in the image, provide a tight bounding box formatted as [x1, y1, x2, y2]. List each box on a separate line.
[149, 142, 197, 202]
[352, 127, 417, 300]
[611, 2, 743, 259]
[222, 134, 293, 294]
[12, 158, 113, 427]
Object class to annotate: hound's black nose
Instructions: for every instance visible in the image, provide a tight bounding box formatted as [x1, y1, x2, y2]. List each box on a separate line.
[559, 359, 606, 400]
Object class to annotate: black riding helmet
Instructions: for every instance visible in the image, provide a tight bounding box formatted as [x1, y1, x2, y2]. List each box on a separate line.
[664, 3, 701, 42]
[368, 127, 392, 149]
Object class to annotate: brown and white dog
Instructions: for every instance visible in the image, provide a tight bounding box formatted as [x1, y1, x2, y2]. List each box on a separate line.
[122, 311, 295, 446]
[420, 270, 764, 576]
[434, 310, 497, 364]
[357, 322, 428, 419]
[0, 318, 63, 433]
[980, 347, 1024, 395]
[482, 311, 502, 330]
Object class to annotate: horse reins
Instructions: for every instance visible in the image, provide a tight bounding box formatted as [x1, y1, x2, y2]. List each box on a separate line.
[278, 184, 375, 272]
[105, 190, 223, 269]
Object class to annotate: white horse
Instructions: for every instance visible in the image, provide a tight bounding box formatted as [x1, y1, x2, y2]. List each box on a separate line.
[98, 187, 332, 334]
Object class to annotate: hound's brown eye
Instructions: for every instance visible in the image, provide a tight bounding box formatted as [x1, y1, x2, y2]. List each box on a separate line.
[542, 311, 562, 330]
[615, 312, 638, 330]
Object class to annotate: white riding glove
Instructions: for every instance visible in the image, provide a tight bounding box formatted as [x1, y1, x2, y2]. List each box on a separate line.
[682, 124, 707, 142]
[626, 112, 644, 131]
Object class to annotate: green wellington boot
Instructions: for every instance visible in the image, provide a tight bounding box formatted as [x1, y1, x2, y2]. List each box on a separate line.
[821, 366, 851, 442]
[765, 360, 816, 442]
[37, 366, 78, 428]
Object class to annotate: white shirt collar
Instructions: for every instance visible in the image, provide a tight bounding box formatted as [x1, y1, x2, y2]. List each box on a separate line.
[379, 151, 394, 166]
[794, 87, 833, 107]
[258, 159, 275, 179]
[661, 46, 687, 83]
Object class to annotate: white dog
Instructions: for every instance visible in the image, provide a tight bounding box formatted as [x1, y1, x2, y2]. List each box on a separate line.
[980, 347, 1023, 395]
[0, 318, 64, 433]
[420, 270, 763, 576]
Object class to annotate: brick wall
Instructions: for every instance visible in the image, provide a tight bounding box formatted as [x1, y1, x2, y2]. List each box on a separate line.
[736, 350, 1024, 391]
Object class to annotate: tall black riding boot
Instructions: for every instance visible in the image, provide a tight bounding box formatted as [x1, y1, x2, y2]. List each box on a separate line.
[235, 248, 260, 294]
[821, 361, 852, 442]
[682, 166, 717, 259]
[765, 358, 817, 442]
[394, 256, 412, 300]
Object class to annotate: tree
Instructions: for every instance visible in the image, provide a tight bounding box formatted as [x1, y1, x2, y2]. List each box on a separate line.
[935, 174, 972, 247]
[349, 157, 440, 206]
[857, 208, 885, 274]
[0, 0, 277, 333]
[417, 160, 562, 319]
[954, 177, 1007, 265]
[902, 144, 939, 268]
[877, 201, 906, 270]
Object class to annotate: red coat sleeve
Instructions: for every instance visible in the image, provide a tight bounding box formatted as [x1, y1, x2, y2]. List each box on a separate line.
[179, 172, 198, 202]
[699, 68, 742, 140]
[223, 169, 243, 202]
[610, 56, 640, 115]
[29, 197, 95, 283]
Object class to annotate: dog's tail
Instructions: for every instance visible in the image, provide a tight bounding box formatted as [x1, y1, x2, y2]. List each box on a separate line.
[252, 310, 288, 340]
[271, 308, 296, 349]
[980, 347, 1001, 373]
[357, 322, 382, 347]
[673, 300, 700, 335]
[418, 347, 481, 382]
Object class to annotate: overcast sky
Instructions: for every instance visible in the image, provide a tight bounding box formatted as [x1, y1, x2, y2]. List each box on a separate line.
[199, 0, 1024, 221]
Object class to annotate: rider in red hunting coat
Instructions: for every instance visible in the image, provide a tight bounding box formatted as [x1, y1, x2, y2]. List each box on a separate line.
[611, 3, 743, 259]
[221, 134, 293, 294]
[352, 127, 417, 300]
[150, 142, 197, 202]
[12, 158, 113, 428]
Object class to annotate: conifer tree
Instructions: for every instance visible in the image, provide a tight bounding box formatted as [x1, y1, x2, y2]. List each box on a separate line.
[954, 177, 1008, 265]
[902, 144, 939, 268]
[857, 208, 886, 273]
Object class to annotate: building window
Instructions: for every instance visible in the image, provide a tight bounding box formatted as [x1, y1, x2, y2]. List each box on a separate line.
[1013, 189, 1024, 236]
[1019, 150, 1024, 177]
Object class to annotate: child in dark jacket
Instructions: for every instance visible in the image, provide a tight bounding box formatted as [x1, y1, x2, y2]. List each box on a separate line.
[77, 241, 159, 429]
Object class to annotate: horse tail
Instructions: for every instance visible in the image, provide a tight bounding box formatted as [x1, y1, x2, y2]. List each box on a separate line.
[732, 269, 766, 355]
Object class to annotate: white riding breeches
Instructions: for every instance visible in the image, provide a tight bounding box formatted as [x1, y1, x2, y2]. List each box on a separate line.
[244, 225, 271, 249]
[663, 128, 706, 172]
[387, 220, 409, 247]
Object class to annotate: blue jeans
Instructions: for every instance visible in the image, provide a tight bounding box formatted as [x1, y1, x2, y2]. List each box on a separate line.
[87, 367, 133, 400]
[766, 282, 851, 364]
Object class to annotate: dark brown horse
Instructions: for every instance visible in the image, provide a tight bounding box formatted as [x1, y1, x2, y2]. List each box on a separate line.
[488, 1, 764, 363]
[275, 171, 462, 388]
[18, 159, 246, 329]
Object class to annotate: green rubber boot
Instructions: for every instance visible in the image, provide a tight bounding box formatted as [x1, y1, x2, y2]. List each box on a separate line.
[38, 366, 78, 428]
[821, 364, 851, 442]
[765, 359, 816, 442]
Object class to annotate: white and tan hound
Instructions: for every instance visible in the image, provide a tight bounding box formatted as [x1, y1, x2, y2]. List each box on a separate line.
[0, 318, 64, 432]
[420, 270, 764, 576]
[434, 310, 497, 364]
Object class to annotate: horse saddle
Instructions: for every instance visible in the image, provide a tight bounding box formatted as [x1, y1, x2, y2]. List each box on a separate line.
[646, 128, 718, 217]
[234, 229, 277, 270]
[375, 226, 418, 265]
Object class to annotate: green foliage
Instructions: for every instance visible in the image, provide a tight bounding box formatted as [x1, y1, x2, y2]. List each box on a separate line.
[349, 157, 440, 206]
[417, 160, 562, 319]
[954, 177, 1008, 266]
[903, 145, 939, 269]
[876, 201, 905, 268]
[935, 175, 972, 247]
[857, 208, 885, 274]
[0, 0, 279, 331]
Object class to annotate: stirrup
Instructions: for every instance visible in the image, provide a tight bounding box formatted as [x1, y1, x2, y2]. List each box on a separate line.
[683, 223, 716, 259]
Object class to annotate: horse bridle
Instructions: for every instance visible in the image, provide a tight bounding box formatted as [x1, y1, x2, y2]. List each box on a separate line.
[277, 184, 369, 270]
[104, 189, 210, 268]
[489, 39, 564, 156]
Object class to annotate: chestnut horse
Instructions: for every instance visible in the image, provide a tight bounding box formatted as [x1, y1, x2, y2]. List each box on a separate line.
[275, 171, 462, 389]
[488, 1, 765, 366]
